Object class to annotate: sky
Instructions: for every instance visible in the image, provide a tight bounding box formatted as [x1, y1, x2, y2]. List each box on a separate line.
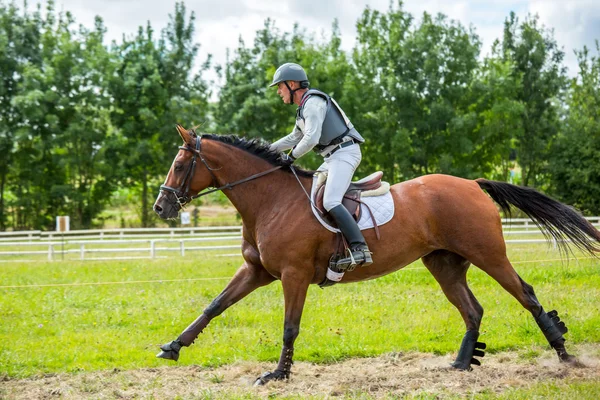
[33, 0, 600, 89]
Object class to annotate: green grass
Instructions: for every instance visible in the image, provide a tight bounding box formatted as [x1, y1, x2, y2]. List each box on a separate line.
[0, 244, 599, 381]
[475, 381, 600, 399]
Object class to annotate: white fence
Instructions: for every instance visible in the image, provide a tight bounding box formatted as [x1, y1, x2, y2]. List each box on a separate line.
[0, 226, 243, 262]
[1, 218, 599, 262]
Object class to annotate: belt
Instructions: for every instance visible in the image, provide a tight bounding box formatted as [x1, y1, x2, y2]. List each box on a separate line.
[323, 139, 357, 158]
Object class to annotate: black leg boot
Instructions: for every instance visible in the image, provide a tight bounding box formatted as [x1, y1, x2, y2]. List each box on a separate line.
[328, 205, 373, 268]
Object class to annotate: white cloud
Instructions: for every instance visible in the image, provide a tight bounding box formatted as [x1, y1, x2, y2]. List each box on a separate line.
[528, 0, 600, 74]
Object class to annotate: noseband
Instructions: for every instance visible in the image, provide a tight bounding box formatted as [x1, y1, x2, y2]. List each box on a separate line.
[160, 134, 282, 209]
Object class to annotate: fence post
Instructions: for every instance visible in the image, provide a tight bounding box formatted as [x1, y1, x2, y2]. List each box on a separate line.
[180, 240, 185, 257]
[48, 244, 54, 261]
[150, 240, 156, 259]
[80, 244, 85, 260]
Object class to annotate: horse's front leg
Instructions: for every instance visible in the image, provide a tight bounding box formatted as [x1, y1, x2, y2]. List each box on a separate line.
[254, 268, 312, 386]
[157, 261, 275, 361]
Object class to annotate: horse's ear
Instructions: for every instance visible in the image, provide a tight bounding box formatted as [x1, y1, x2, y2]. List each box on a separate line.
[176, 124, 193, 145]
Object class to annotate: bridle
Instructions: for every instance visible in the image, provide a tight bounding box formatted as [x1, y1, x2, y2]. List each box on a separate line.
[159, 134, 282, 209]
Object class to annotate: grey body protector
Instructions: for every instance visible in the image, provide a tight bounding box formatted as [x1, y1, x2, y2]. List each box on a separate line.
[296, 89, 365, 152]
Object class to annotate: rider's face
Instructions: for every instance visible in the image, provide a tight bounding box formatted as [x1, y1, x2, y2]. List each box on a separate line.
[277, 81, 294, 104]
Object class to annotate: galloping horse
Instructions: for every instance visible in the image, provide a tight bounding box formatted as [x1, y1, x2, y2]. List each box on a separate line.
[153, 125, 600, 385]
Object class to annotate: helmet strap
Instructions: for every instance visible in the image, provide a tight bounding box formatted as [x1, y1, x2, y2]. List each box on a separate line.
[284, 81, 299, 105]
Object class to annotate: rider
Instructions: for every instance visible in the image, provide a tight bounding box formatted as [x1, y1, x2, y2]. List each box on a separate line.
[269, 62, 372, 269]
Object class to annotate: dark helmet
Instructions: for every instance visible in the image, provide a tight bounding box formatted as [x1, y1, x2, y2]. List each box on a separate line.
[269, 63, 309, 87]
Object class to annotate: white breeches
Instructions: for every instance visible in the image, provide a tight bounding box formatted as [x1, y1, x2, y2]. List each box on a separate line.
[317, 143, 362, 212]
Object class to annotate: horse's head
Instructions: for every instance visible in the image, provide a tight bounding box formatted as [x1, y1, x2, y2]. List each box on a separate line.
[153, 125, 216, 219]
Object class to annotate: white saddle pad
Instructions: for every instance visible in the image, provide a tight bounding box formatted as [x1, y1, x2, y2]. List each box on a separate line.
[310, 175, 395, 233]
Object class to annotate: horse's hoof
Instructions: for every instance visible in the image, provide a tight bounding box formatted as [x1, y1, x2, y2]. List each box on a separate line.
[253, 370, 287, 386]
[560, 354, 584, 367]
[156, 349, 179, 361]
[451, 340, 485, 371]
[450, 361, 473, 371]
[156, 340, 181, 361]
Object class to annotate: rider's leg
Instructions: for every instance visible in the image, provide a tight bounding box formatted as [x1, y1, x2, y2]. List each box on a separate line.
[322, 144, 372, 267]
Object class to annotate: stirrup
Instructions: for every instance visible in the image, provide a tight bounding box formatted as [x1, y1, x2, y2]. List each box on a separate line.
[351, 244, 372, 267]
[335, 247, 373, 271]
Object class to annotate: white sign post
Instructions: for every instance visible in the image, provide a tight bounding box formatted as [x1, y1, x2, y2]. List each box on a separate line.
[180, 211, 191, 225]
[56, 216, 70, 232]
[56, 216, 70, 260]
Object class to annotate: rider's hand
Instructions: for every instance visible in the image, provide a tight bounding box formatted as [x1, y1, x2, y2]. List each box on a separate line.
[280, 152, 296, 167]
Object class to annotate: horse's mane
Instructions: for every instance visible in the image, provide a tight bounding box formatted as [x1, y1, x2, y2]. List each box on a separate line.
[202, 133, 315, 178]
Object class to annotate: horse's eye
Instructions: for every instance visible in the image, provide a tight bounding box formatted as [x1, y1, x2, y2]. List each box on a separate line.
[174, 163, 183, 171]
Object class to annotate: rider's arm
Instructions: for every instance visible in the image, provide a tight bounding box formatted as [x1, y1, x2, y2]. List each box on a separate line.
[290, 96, 327, 159]
[270, 125, 303, 152]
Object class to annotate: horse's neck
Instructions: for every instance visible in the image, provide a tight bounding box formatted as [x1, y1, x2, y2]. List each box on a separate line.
[212, 150, 311, 228]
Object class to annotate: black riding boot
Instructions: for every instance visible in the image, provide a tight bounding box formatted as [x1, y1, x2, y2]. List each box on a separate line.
[328, 205, 373, 269]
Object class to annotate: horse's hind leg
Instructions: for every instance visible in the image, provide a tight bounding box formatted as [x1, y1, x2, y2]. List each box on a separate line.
[473, 254, 575, 363]
[421, 250, 486, 370]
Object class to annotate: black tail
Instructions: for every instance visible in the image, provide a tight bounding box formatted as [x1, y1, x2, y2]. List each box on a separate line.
[476, 178, 600, 257]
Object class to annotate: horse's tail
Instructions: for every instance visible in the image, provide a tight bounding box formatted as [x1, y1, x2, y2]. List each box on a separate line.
[476, 178, 600, 257]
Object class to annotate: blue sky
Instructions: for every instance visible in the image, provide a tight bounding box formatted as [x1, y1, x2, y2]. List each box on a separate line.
[35, 0, 600, 85]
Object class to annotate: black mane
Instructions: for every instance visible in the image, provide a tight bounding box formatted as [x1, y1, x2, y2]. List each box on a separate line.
[202, 134, 315, 177]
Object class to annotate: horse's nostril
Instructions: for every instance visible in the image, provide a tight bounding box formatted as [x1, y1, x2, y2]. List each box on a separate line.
[154, 204, 163, 213]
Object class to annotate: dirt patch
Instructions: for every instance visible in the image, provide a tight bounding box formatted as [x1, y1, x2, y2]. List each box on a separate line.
[2, 344, 599, 399]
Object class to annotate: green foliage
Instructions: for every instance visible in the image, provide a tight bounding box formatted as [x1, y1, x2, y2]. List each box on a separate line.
[109, 2, 210, 227]
[0, 1, 43, 229]
[500, 12, 566, 187]
[1, 0, 599, 229]
[349, 3, 486, 180]
[549, 43, 600, 214]
[0, 1, 210, 229]
[2, 1, 120, 229]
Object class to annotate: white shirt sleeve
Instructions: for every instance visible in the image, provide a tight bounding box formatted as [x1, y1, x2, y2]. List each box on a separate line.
[290, 96, 327, 158]
[270, 125, 303, 152]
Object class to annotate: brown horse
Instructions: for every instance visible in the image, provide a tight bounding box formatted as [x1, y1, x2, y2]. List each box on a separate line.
[153, 125, 600, 385]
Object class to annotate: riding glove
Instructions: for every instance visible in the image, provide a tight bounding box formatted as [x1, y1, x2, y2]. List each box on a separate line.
[280, 152, 296, 166]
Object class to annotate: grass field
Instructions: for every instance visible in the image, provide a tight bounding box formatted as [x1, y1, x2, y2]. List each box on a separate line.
[1, 243, 599, 398]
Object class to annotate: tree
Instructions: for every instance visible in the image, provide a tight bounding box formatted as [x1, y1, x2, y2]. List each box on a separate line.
[500, 12, 566, 187]
[0, 0, 43, 229]
[109, 2, 209, 227]
[549, 43, 600, 213]
[349, 1, 482, 181]
[452, 45, 524, 180]
[8, 1, 123, 229]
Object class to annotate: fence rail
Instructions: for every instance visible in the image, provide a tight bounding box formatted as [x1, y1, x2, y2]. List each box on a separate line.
[1, 218, 599, 262]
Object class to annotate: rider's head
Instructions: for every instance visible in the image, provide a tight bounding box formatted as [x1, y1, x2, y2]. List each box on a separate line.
[269, 63, 309, 105]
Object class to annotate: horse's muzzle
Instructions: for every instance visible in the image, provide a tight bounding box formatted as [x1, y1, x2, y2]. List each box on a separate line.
[153, 192, 179, 220]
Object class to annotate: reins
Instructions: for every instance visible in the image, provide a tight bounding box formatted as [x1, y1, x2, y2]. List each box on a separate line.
[289, 165, 325, 217]
[160, 135, 282, 207]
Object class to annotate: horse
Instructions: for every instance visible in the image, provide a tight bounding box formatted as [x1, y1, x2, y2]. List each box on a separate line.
[153, 125, 600, 385]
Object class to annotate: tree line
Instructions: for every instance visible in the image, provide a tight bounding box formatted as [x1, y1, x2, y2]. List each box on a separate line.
[1, 0, 599, 230]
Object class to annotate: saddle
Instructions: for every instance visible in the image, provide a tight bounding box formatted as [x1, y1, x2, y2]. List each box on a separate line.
[314, 171, 391, 227]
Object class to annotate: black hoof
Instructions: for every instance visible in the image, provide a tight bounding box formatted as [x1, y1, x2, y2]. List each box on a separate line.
[452, 340, 486, 371]
[253, 370, 288, 386]
[156, 340, 181, 361]
[559, 354, 578, 364]
[451, 361, 472, 371]
[557, 352, 584, 367]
